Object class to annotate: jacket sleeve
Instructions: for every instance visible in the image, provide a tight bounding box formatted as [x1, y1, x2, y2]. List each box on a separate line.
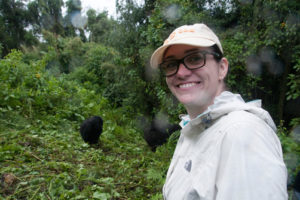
[215, 112, 288, 200]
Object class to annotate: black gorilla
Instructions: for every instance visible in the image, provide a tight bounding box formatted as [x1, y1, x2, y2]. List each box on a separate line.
[80, 116, 103, 144]
[143, 120, 181, 151]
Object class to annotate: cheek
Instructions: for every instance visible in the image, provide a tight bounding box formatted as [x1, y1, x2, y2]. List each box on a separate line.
[207, 66, 220, 81]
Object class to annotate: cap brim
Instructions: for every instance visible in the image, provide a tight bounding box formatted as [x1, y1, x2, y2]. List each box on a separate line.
[150, 38, 215, 68]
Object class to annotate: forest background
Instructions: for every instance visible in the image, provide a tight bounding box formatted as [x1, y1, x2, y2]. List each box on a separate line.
[0, 0, 300, 199]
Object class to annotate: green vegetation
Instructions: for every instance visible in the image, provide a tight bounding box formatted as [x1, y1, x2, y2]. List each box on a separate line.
[0, 0, 299, 199]
[0, 50, 177, 199]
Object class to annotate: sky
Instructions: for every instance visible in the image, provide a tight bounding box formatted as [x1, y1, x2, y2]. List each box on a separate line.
[80, 0, 117, 18]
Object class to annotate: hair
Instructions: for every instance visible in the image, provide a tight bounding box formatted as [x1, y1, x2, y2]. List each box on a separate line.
[210, 44, 223, 62]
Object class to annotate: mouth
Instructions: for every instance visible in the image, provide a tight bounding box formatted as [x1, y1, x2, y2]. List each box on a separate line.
[178, 82, 200, 88]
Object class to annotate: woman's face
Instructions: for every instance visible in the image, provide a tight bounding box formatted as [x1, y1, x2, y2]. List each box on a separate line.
[164, 44, 228, 118]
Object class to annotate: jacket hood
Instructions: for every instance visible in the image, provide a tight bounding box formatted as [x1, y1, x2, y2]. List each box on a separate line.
[179, 91, 277, 132]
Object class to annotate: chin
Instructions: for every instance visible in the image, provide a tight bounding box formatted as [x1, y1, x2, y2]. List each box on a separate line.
[176, 92, 201, 102]
[179, 94, 213, 109]
[178, 97, 199, 107]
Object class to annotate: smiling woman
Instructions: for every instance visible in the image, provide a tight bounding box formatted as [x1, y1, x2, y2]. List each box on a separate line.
[164, 44, 228, 118]
[150, 23, 288, 200]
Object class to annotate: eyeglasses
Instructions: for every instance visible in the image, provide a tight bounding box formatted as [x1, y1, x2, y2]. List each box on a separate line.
[159, 51, 221, 77]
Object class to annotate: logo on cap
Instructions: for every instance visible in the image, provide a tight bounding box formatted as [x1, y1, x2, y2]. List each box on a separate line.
[164, 28, 195, 45]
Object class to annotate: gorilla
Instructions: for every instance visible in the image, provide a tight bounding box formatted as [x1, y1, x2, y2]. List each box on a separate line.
[143, 120, 181, 152]
[80, 116, 103, 144]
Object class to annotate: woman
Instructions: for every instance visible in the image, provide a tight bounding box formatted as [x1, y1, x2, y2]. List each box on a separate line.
[150, 23, 288, 200]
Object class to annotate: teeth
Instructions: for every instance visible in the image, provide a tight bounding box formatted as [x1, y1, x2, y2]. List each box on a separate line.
[179, 83, 197, 88]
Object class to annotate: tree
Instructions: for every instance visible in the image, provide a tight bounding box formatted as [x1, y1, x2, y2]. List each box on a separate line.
[27, 0, 65, 36]
[86, 9, 115, 44]
[142, 0, 300, 125]
[0, 0, 37, 57]
[64, 0, 87, 41]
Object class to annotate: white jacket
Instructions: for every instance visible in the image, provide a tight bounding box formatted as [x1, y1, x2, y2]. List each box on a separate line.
[163, 91, 288, 200]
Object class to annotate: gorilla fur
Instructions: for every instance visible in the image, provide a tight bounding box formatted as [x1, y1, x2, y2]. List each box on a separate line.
[143, 120, 181, 151]
[80, 116, 103, 144]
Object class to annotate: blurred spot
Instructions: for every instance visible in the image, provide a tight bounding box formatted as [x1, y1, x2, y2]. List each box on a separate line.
[259, 47, 284, 76]
[262, 8, 279, 22]
[284, 153, 300, 172]
[246, 55, 262, 76]
[291, 125, 300, 143]
[135, 112, 171, 137]
[259, 47, 275, 63]
[163, 4, 182, 23]
[41, 15, 55, 30]
[153, 112, 170, 131]
[284, 152, 300, 186]
[267, 59, 283, 76]
[71, 11, 87, 29]
[286, 13, 300, 26]
[238, 0, 253, 5]
[135, 115, 150, 131]
[145, 64, 159, 81]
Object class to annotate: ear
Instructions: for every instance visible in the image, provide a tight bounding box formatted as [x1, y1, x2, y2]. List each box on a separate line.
[218, 57, 229, 81]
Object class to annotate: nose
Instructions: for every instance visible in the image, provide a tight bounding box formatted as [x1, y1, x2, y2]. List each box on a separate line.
[176, 62, 192, 77]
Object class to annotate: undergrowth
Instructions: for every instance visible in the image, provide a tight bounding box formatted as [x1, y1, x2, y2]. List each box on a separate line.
[0, 50, 299, 199]
[0, 110, 176, 199]
[0, 51, 175, 199]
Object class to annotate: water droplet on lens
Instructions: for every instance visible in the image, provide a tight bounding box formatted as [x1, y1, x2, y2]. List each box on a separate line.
[286, 13, 300, 26]
[260, 48, 275, 63]
[268, 59, 284, 76]
[284, 153, 299, 170]
[238, 0, 253, 5]
[163, 4, 182, 23]
[246, 55, 262, 76]
[291, 125, 300, 143]
[71, 11, 87, 29]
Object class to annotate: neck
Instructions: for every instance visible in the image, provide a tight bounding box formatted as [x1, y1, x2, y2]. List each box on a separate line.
[186, 88, 225, 119]
[185, 104, 209, 120]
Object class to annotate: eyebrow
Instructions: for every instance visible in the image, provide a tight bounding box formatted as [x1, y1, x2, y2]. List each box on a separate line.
[163, 48, 200, 60]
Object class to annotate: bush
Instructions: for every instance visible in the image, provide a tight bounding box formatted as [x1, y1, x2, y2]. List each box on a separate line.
[0, 50, 109, 128]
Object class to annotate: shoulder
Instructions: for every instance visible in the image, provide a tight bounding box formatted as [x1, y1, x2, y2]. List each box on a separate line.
[220, 110, 274, 133]
[216, 110, 284, 159]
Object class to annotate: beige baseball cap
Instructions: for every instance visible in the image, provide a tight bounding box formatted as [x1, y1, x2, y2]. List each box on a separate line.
[150, 23, 223, 68]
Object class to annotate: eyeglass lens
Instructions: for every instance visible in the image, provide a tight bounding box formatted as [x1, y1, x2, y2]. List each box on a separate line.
[160, 51, 207, 77]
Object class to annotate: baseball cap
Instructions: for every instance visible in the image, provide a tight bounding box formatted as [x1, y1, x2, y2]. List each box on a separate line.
[150, 23, 223, 68]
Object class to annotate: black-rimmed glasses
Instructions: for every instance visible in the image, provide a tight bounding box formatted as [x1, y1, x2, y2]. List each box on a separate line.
[159, 51, 221, 77]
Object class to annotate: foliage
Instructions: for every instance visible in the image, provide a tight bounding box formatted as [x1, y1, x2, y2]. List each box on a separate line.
[277, 121, 300, 197]
[0, 0, 38, 57]
[0, 50, 104, 125]
[1, 0, 300, 198]
[64, 0, 86, 39]
[86, 10, 115, 44]
[33, 31, 88, 74]
[143, 0, 300, 122]
[287, 52, 300, 101]
[27, 0, 65, 35]
[0, 50, 175, 199]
